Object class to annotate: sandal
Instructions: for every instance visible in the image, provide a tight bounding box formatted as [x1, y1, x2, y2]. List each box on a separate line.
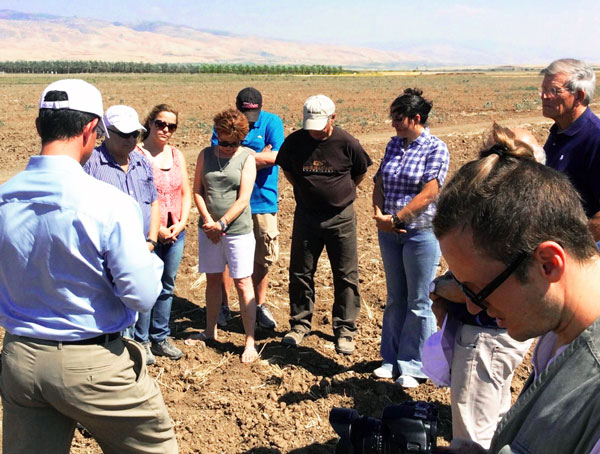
[184, 331, 213, 346]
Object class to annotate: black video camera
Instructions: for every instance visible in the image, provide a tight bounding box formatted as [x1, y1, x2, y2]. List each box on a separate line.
[329, 401, 438, 454]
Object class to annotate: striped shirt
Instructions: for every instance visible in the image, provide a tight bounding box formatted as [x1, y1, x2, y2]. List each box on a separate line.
[376, 129, 449, 229]
[84, 142, 158, 236]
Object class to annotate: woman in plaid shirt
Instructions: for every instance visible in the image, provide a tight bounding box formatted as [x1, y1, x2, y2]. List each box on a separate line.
[372, 88, 450, 388]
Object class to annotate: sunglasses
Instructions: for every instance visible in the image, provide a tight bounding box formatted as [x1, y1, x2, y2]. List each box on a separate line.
[153, 119, 177, 132]
[108, 128, 140, 139]
[218, 140, 240, 148]
[450, 252, 528, 311]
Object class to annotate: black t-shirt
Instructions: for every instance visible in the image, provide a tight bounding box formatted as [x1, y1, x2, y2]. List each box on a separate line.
[276, 127, 372, 215]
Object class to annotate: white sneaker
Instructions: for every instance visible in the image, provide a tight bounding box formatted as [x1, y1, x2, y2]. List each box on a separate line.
[373, 365, 396, 379]
[395, 375, 423, 388]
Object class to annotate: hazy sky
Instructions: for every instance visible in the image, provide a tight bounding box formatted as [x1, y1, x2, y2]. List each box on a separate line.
[3, 0, 600, 63]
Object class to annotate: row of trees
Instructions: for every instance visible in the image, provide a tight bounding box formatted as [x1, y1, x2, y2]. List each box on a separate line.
[0, 60, 346, 75]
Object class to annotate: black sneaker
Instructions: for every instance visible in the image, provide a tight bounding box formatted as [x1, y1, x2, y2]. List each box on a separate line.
[151, 338, 183, 360]
[256, 304, 277, 329]
[217, 305, 233, 327]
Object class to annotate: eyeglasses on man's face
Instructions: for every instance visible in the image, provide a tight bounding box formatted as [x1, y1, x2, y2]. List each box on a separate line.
[450, 252, 528, 311]
[108, 128, 140, 140]
[539, 85, 571, 98]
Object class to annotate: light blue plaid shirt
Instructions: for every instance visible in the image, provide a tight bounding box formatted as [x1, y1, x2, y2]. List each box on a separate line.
[376, 129, 449, 229]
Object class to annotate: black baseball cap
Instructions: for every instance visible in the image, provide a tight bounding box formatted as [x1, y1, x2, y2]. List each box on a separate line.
[236, 87, 262, 123]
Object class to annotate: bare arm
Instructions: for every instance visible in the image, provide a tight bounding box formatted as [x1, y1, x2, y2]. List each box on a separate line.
[253, 144, 278, 169]
[372, 174, 396, 233]
[192, 150, 212, 224]
[394, 178, 440, 222]
[174, 149, 192, 235]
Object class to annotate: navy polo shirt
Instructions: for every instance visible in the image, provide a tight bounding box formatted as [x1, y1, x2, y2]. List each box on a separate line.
[544, 107, 600, 217]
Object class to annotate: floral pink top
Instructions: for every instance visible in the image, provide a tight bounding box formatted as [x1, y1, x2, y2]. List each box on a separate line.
[137, 145, 183, 228]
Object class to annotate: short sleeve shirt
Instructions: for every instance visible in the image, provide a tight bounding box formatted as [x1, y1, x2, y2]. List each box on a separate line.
[376, 129, 449, 229]
[84, 143, 158, 236]
[276, 127, 372, 215]
[544, 107, 600, 217]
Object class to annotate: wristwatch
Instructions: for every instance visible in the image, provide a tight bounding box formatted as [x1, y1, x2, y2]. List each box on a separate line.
[218, 219, 228, 232]
[146, 238, 158, 248]
[391, 214, 406, 229]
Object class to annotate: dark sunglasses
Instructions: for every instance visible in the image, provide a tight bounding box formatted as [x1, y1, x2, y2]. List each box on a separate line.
[218, 140, 240, 148]
[108, 128, 140, 139]
[153, 119, 177, 132]
[450, 252, 528, 311]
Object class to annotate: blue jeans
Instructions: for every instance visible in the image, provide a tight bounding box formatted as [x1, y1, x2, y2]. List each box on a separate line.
[135, 231, 185, 344]
[378, 228, 440, 378]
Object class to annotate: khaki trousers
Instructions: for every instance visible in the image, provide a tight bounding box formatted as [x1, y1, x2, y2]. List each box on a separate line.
[1, 333, 177, 454]
[450, 324, 532, 449]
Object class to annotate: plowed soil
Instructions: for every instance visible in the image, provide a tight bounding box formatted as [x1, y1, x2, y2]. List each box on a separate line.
[0, 72, 571, 453]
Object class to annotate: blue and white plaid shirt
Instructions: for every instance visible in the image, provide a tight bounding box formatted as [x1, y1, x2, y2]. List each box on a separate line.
[376, 129, 449, 229]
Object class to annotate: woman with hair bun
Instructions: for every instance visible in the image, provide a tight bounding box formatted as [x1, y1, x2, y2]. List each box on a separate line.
[372, 88, 450, 388]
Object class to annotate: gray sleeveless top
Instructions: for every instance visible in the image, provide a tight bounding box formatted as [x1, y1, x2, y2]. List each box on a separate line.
[201, 145, 253, 235]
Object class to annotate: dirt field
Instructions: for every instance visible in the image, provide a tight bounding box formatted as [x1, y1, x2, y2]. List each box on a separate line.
[0, 72, 572, 453]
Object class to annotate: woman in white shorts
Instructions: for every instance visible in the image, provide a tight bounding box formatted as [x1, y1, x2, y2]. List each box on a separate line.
[186, 108, 258, 363]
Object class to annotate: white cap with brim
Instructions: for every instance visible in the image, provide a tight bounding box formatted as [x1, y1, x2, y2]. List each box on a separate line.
[303, 94, 335, 130]
[39, 79, 109, 137]
[104, 105, 147, 134]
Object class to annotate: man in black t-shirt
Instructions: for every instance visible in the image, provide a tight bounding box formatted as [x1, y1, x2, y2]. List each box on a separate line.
[275, 94, 372, 355]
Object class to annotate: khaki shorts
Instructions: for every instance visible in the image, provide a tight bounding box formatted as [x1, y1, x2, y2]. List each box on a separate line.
[253, 212, 279, 268]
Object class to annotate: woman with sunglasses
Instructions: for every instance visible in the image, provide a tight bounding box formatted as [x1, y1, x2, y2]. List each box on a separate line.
[372, 88, 450, 388]
[134, 104, 191, 364]
[186, 108, 258, 363]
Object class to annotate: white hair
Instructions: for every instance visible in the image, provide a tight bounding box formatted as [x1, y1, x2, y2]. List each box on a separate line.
[541, 58, 596, 105]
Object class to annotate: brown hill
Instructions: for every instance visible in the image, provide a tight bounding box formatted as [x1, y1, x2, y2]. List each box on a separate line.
[0, 11, 427, 68]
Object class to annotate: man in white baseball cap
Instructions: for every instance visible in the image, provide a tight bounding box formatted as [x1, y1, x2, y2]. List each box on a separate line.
[84, 105, 170, 363]
[275, 94, 372, 355]
[84, 104, 159, 256]
[0, 79, 177, 452]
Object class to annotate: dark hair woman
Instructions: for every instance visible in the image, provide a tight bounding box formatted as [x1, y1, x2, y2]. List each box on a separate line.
[372, 88, 450, 387]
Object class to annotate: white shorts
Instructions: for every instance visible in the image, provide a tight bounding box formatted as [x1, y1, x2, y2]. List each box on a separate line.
[197, 230, 255, 279]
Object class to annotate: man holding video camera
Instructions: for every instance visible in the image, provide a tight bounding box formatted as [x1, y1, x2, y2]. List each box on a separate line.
[432, 140, 600, 453]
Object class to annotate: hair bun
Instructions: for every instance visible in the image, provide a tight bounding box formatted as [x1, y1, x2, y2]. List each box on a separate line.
[403, 88, 423, 97]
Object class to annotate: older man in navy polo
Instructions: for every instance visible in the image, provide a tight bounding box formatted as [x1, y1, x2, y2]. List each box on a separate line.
[540, 58, 600, 241]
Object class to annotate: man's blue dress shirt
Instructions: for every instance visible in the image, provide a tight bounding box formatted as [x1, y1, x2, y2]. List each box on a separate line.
[0, 155, 163, 340]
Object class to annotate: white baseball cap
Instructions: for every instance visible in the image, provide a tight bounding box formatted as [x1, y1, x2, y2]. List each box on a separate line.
[303, 94, 335, 130]
[39, 79, 108, 136]
[104, 105, 146, 134]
